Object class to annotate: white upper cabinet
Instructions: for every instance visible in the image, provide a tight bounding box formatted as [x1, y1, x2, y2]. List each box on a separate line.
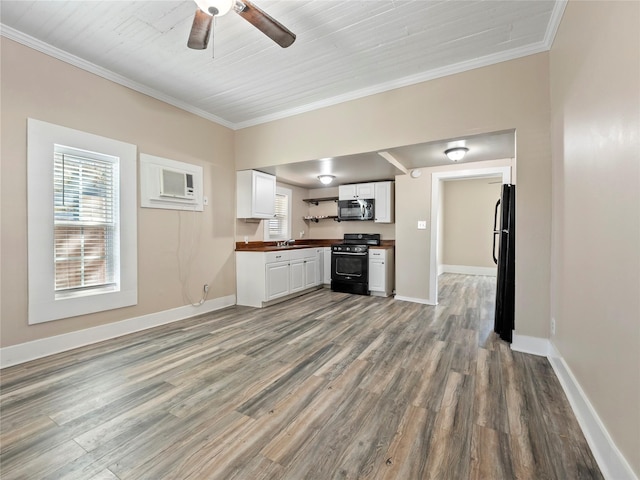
[236, 170, 276, 219]
[374, 181, 395, 223]
[338, 183, 375, 200]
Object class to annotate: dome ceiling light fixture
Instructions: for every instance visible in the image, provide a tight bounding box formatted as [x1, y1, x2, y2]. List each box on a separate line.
[318, 175, 335, 185]
[444, 147, 469, 162]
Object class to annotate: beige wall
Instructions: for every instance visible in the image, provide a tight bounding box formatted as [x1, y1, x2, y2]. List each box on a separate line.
[550, 1, 640, 475]
[442, 178, 501, 268]
[236, 53, 551, 338]
[0, 39, 236, 347]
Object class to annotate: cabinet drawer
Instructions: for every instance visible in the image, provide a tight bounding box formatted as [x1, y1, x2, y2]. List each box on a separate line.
[265, 251, 290, 264]
[289, 248, 314, 261]
[369, 249, 386, 259]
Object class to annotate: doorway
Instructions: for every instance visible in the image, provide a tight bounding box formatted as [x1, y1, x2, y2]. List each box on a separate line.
[429, 166, 511, 305]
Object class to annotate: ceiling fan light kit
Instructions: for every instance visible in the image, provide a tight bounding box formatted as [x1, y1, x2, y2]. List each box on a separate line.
[444, 147, 469, 162]
[195, 0, 235, 16]
[188, 0, 296, 52]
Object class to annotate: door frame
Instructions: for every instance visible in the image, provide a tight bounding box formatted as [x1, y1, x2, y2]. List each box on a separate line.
[429, 166, 512, 304]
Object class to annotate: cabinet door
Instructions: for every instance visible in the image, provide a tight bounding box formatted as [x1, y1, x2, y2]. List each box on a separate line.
[305, 258, 318, 288]
[316, 249, 323, 285]
[368, 260, 385, 292]
[356, 183, 375, 199]
[339, 184, 357, 200]
[290, 260, 305, 293]
[369, 249, 386, 292]
[252, 171, 276, 218]
[323, 247, 332, 284]
[266, 262, 290, 300]
[374, 181, 393, 223]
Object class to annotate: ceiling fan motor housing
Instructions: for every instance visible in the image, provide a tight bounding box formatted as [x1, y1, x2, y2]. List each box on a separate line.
[195, 0, 234, 16]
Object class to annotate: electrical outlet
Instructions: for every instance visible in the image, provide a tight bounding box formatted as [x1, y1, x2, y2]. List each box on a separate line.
[417, 220, 427, 230]
[550, 317, 556, 336]
[204, 284, 209, 293]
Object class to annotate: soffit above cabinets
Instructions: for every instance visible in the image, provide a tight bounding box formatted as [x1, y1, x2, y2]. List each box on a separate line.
[263, 129, 516, 189]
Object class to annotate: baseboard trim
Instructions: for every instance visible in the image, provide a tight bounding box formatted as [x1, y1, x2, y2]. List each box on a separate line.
[0, 294, 236, 369]
[511, 333, 552, 356]
[547, 343, 638, 480]
[440, 264, 497, 276]
[394, 295, 437, 306]
[512, 335, 637, 480]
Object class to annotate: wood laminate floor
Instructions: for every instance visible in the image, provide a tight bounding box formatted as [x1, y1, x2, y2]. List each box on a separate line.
[1, 274, 602, 479]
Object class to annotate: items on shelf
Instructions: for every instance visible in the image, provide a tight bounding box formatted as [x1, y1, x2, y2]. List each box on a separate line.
[303, 215, 340, 223]
[303, 196, 340, 222]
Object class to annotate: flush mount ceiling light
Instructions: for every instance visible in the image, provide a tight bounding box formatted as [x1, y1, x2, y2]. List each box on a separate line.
[444, 147, 469, 162]
[318, 175, 335, 185]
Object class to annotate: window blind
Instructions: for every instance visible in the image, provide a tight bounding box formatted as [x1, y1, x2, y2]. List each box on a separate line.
[267, 192, 289, 239]
[53, 151, 117, 292]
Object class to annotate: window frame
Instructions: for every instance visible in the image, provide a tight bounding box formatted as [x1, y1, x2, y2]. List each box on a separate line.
[27, 118, 137, 324]
[264, 186, 292, 241]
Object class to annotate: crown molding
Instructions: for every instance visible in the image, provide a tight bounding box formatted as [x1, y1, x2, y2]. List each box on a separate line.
[2, 0, 566, 132]
[233, 40, 552, 129]
[544, 0, 568, 48]
[0, 24, 235, 130]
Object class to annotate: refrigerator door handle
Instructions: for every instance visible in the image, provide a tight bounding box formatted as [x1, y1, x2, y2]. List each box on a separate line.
[492, 198, 501, 265]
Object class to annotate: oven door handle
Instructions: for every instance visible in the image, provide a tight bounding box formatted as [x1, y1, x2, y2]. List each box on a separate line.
[332, 251, 368, 256]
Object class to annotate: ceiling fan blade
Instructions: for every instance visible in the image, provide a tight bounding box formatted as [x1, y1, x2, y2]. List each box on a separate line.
[187, 9, 213, 49]
[235, 0, 296, 48]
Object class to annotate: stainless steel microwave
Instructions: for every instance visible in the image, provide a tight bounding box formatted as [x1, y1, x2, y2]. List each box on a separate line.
[337, 199, 375, 221]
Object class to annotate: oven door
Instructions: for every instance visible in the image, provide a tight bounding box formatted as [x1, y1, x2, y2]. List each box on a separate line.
[331, 250, 368, 283]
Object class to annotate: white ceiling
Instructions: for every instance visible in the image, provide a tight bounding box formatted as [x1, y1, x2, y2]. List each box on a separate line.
[1, 0, 562, 187]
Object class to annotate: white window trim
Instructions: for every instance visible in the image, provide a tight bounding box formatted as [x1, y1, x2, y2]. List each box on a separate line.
[264, 186, 292, 241]
[27, 118, 138, 324]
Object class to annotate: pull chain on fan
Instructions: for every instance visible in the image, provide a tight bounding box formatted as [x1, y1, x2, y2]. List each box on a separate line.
[187, 0, 296, 51]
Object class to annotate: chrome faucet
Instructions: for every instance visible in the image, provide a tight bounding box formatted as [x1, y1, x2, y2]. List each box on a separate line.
[276, 239, 295, 247]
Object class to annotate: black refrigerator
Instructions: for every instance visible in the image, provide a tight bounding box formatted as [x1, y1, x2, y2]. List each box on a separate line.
[493, 184, 515, 343]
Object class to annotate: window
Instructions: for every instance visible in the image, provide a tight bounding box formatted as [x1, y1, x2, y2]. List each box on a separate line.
[264, 186, 292, 241]
[53, 147, 118, 296]
[27, 119, 137, 324]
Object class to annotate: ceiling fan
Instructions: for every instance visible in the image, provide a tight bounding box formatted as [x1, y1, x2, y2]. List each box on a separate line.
[187, 0, 296, 51]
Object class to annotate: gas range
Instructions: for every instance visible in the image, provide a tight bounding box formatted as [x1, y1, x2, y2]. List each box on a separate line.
[331, 233, 381, 251]
[331, 234, 381, 295]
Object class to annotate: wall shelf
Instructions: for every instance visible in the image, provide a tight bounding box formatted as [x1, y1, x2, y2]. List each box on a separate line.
[302, 196, 338, 206]
[303, 215, 340, 223]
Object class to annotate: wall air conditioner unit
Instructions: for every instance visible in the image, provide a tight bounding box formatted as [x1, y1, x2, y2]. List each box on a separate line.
[140, 153, 204, 211]
[160, 168, 195, 200]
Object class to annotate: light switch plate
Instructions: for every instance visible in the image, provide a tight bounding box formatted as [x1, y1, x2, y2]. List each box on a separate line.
[418, 220, 427, 229]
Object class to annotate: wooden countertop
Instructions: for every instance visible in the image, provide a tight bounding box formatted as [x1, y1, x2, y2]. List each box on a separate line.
[235, 239, 395, 252]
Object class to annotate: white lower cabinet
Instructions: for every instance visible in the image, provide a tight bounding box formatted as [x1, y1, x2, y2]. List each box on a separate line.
[316, 248, 324, 286]
[265, 261, 290, 300]
[323, 247, 332, 284]
[237, 248, 322, 308]
[290, 259, 306, 293]
[368, 248, 394, 297]
[305, 253, 319, 289]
